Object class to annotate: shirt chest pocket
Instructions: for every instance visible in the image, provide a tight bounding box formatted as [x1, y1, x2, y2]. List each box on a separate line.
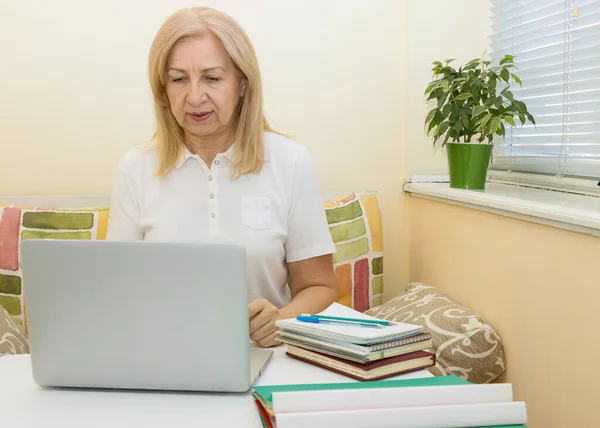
[241, 196, 272, 230]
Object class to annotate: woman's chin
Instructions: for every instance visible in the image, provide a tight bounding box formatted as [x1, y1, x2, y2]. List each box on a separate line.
[184, 124, 219, 138]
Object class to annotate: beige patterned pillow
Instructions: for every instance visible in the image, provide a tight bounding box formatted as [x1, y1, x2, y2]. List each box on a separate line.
[365, 282, 506, 383]
[0, 305, 29, 356]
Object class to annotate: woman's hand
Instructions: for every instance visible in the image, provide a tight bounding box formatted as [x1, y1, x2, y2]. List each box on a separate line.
[248, 299, 282, 348]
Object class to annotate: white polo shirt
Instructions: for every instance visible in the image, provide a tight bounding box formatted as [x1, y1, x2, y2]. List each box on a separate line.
[106, 132, 336, 308]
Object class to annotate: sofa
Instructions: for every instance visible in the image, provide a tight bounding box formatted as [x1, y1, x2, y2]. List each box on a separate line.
[0, 193, 506, 383]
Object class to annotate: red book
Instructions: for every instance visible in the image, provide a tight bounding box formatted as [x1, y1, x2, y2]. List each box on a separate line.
[254, 399, 274, 428]
[286, 345, 435, 381]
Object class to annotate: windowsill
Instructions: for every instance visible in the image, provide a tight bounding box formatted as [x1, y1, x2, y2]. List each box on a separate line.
[403, 175, 600, 237]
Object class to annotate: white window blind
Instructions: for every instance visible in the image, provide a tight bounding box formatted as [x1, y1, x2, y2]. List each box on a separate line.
[489, 0, 600, 180]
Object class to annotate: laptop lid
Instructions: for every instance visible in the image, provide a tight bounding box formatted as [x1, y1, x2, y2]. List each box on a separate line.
[21, 239, 258, 392]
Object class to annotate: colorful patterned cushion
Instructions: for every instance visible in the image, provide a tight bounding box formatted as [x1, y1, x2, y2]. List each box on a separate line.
[0, 205, 109, 335]
[0, 192, 383, 333]
[324, 192, 383, 312]
[0, 304, 29, 356]
[365, 282, 506, 384]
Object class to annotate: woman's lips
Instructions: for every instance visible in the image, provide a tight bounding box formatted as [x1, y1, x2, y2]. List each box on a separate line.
[189, 111, 213, 122]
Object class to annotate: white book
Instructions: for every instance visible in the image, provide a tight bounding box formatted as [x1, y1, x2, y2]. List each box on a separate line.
[275, 302, 423, 345]
[272, 383, 514, 414]
[275, 401, 528, 428]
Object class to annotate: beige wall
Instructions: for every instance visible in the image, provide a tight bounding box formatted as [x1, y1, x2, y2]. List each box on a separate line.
[408, 197, 600, 428]
[405, 0, 489, 175]
[0, 0, 408, 299]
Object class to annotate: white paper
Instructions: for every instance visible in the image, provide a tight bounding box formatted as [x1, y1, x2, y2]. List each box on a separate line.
[275, 401, 528, 428]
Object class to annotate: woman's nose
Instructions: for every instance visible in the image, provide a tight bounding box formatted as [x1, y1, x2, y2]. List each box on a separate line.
[186, 82, 208, 107]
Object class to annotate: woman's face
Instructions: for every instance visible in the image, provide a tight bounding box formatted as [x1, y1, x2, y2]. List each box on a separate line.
[165, 33, 245, 139]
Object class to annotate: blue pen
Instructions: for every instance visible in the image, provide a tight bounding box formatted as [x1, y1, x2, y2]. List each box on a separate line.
[296, 315, 382, 329]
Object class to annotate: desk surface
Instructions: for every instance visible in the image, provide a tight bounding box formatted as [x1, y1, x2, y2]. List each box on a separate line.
[0, 347, 432, 427]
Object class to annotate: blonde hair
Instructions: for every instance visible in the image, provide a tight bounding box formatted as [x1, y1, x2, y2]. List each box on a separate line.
[148, 7, 275, 177]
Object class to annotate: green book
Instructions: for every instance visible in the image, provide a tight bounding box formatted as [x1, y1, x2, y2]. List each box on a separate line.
[253, 375, 469, 411]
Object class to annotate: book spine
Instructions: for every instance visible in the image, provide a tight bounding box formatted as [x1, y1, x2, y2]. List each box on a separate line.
[275, 401, 527, 428]
[272, 383, 514, 414]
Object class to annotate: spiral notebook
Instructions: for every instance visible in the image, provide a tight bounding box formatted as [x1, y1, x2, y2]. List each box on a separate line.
[277, 331, 432, 363]
[275, 303, 424, 345]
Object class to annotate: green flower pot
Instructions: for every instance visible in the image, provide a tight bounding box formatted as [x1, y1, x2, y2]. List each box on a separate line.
[446, 143, 493, 190]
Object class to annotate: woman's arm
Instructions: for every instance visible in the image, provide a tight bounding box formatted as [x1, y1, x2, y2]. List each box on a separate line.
[280, 253, 338, 319]
[248, 145, 339, 347]
[248, 254, 338, 348]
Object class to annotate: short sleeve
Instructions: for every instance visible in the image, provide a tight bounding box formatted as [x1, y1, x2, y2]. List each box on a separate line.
[284, 147, 336, 263]
[106, 153, 143, 241]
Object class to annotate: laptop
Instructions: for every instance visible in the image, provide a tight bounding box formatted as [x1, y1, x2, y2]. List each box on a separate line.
[21, 239, 273, 392]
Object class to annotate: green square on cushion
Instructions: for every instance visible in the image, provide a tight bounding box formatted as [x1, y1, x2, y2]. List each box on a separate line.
[0, 205, 109, 336]
[323, 192, 383, 313]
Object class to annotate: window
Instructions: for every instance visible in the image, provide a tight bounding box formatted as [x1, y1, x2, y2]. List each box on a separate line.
[489, 0, 600, 180]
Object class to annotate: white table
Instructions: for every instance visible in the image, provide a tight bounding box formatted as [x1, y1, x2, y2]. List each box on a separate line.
[0, 346, 432, 427]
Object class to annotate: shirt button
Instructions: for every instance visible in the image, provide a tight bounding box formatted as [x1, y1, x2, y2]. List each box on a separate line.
[209, 193, 215, 199]
[208, 175, 213, 181]
[214, 160, 220, 166]
[210, 212, 216, 218]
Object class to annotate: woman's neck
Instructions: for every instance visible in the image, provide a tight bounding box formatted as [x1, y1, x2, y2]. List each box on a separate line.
[184, 128, 234, 167]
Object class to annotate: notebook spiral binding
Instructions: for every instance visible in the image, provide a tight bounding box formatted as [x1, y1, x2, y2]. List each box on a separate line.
[364, 328, 427, 345]
[369, 333, 432, 350]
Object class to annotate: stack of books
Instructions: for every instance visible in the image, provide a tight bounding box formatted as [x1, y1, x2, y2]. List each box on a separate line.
[275, 303, 435, 381]
[252, 375, 529, 428]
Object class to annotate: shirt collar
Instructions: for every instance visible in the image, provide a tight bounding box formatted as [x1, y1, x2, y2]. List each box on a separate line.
[175, 144, 235, 169]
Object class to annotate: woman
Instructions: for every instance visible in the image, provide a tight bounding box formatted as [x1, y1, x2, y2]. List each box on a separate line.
[106, 7, 338, 348]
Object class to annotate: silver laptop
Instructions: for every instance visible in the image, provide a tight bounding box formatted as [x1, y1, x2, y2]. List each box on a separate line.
[21, 239, 272, 393]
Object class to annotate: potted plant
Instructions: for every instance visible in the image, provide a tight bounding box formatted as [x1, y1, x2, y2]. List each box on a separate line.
[424, 53, 536, 190]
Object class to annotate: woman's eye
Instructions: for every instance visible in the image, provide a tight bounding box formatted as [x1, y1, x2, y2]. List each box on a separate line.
[206, 77, 221, 83]
[172, 77, 186, 83]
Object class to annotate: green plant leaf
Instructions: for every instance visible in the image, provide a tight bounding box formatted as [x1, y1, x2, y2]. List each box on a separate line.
[444, 132, 452, 146]
[437, 93, 448, 107]
[455, 93, 472, 101]
[511, 73, 522, 86]
[425, 108, 437, 125]
[519, 114, 526, 125]
[479, 112, 493, 129]
[425, 84, 436, 95]
[499, 54, 514, 65]
[461, 114, 470, 130]
[501, 68, 510, 83]
[428, 118, 438, 134]
[440, 79, 450, 91]
[491, 116, 502, 135]
[494, 96, 503, 109]
[472, 105, 485, 117]
[442, 104, 452, 119]
[526, 112, 536, 125]
[504, 115, 516, 127]
[497, 122, 506, 136]
[438, 120, 450, 136]
[454, 120, 462, 132]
